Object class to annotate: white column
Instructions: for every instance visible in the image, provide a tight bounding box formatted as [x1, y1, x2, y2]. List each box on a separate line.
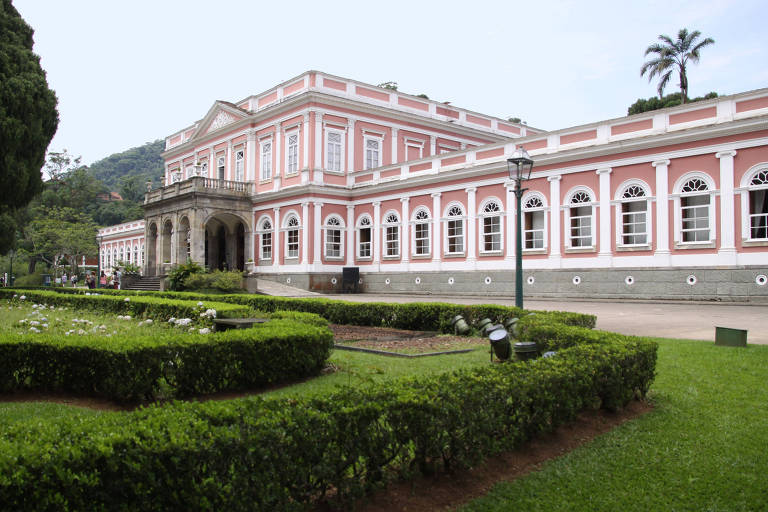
[346, 205, 355, 266]
[466, 187, 477, 263]
[301, 202, 310, 266]
[548, 175, 562, 266]
[372, 201, 381, 265]
[391, 127, 398, 165]
[652, 159, 671, 261]
[208, 147, 215, 179]
[302, 113, 310, 172]
[429, 135, 436, 156]
[431, 192, 441, 262]
[226, 140, 233, 181]
[273, 123, 282, 191]
[400, 197, 410, 263]
[596, 168, 612, 262]
[346, 118, 356, 186]
[314, 111, 323, 170]
[246, 130, 256, 182]
[716, 150, 737, 263]
[313, 202, 323, 266]
[505, 183, 515, 262]
[273, 208, 281, 267]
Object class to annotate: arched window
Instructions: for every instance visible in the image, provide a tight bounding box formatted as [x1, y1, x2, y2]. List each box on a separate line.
[746, 168, 768, 240]
[383, 212, 400, 258]
[566, 189, 595, 248]
[675, 174, 714, 243]
[479, 200, 503, 253]
[412, 208, 431, 256]
[445, 204, 465, 255]
[324, 216, 344, 259]
[259, 218, 273, 260]
[235, 149, 244, 181]
[357, 216, 372, 259]
[616, 182, 651, 246]
[523, 194, 546, 250]
[285, 216, 300, 259]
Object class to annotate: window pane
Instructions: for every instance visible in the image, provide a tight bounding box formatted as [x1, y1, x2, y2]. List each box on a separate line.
[681, 195, 709, 242]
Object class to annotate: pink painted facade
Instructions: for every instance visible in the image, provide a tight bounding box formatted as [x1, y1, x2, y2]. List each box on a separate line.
[110, 71, 768, 298]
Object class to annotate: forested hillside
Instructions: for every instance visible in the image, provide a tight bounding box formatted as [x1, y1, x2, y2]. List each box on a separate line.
[88, 139, 165, 194]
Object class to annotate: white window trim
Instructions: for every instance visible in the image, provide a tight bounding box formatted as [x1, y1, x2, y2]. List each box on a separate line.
[410, 208, 432, 258]
[563, 187, 596, 250]
[216, 154, 226, 180]
[739, 164, 768, 242]
[259, 138, 273, 182]
[234, 147, 245, 182]
[671, 172, 717, 247]
[281, 213, 301, 260]
[363, 134, 383, 170]
[612, 180, 654, 249]
[404, 138, 425, 161]
[478, 198, 504, 255]
[356, 215, 373, 260]
[324, 128, 346, 174]
[323, 215, 345, 260]
[382, 210, 401, 258]
[256, 216, 274, 260]
[285, 129, 300, 176]
[521, 192, 548, 252]
[442, 202, 466, 256]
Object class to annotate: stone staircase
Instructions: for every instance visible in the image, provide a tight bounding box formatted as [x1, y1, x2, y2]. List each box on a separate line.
[123, 276, 163, 291]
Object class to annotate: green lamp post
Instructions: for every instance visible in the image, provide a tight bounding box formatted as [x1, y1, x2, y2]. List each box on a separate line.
[506, 147, 534, 309]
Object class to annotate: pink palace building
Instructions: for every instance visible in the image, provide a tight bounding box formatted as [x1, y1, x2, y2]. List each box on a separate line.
[99, 71, 768, 300]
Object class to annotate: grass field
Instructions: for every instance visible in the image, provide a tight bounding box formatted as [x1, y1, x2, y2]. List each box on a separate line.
[460, 338, 768, 511]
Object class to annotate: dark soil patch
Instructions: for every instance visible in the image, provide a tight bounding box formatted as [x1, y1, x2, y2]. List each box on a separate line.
[331, 324, 487, 353]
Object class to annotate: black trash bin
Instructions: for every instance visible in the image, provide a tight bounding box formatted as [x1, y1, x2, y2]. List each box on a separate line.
[342, 267, 360, 293]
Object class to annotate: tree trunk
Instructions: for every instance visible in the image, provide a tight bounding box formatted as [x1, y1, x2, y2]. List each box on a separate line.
[28, 258, 37, 274]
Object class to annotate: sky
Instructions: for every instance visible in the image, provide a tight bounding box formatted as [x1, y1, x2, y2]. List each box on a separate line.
[12, 0, 768, 166]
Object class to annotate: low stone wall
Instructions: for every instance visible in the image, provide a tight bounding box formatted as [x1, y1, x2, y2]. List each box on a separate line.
[257, 266, 768, 302]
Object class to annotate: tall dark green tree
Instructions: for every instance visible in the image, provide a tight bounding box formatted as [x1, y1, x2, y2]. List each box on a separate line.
[0, 0, 59, 253]
[640, 28, 715, 103]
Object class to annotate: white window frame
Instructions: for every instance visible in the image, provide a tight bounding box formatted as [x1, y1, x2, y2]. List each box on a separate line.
[199, 161, 208, 178]
[170, 168, 182, 183]
[522, 192, 548, 252]
[739, 164, 768, 243]
[443, 202, 466, 256]
[283, 214, 301, 260]
[478, 198, 504, 255]
[325, 128, 345, 173]
[356, 215, 373, 259]
[234, 147, 244, 182]
[563, 187, 596, 250]
[323, 215, 344, 260]
[382, 211, 400, 258]
[260, 138, 273, 181]
[404, 138, 424, 161]
[285, 130, 299, 175]
[364, 135, 383, 170]
[613, 180, 653, 249]
[216, 154, 226, 180]
[257, 217, 273, 261]
[411, 208, 431, 257]
[672, 172, 717, 247]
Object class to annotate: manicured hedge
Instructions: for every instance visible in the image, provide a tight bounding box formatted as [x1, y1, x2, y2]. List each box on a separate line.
[32, 287, 597, 331]
[0, 313, 333, 402]
[0, 322, 656, 510]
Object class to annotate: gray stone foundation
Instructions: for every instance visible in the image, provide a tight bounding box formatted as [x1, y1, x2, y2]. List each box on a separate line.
[257, 266, 768, 302]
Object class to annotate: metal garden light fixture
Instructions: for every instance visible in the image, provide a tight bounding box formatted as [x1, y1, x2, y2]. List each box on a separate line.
[507, 146, 534, 308]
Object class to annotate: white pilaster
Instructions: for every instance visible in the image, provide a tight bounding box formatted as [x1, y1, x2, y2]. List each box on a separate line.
[346, 205, 355, 266]
[400, 197, 410, 263]
[391, 127, 398, 165]
[548, 175, 562, 266]
[716, 150, 737, 263]
[466, 187, 477, 263]
[429, 135, 436, 156]
[346, 118, 356, 186]
[208, 147, 214, 179]
[301, 202, 310, 266]
[652, 159, 671, 262]
[596, 168, 612, 262]
[246, 130, 256, 182]
[431, 192, 441, 263]
[273, 208, 281, 266]
[226, 140, 233, 181]
[273, 123, 282, 191]
[302, 112, 310, 172]
[313, 202, 323, 266]
[372, 201, 381, 265]
[314, 111, 323, 169]
[505, 183, 515, 262]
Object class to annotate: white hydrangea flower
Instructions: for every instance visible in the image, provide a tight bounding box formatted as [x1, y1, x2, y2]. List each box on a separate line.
[144, 319, 153, 324]
[29, 327, 40, 333]
[77, 329, 85, 335]
[197, 301, 204, 307]
[124, 297, 130, 302]
[19, 295, 25, 300]
[168, 317, 176, 323]
[198, 328, 211, 334]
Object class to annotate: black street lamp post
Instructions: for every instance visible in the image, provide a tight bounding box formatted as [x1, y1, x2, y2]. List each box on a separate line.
[96, 235, 103, 288]
[506, 147, 534, 308]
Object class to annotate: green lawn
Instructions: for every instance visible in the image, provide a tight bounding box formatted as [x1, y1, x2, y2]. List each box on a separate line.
[460, 338, 768, 511]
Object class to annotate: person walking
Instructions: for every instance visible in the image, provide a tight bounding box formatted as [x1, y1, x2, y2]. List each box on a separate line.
[99, 271, 107, 288]
[114, 269, 122, 290]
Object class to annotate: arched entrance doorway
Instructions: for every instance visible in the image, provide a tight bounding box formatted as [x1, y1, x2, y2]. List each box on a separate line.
[204, 213, 248, 271]
[146, 223, 158, 276]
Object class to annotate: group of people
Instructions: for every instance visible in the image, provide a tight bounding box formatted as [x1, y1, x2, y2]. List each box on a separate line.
[61, 269, 122, 289]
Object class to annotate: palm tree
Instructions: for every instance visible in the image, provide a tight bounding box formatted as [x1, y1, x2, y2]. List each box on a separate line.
[640, 28, 715, 104]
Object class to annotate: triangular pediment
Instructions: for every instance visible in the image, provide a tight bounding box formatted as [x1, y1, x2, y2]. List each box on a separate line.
[192, 101, 249, 140]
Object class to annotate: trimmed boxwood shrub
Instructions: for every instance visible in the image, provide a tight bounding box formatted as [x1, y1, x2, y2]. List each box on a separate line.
[0, 330, 656, 510]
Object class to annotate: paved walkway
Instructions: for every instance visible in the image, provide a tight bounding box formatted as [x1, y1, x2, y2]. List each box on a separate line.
[256, 281, 768, 345]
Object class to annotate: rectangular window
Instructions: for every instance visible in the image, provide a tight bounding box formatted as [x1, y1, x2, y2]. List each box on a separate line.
[415, 222, 430, 255]
[681, 195, 709, 242]
[386, 226, 399, 257]
[447, 219, 464, 254]
[365, 137, 381, 170]
[621, 201, 647, 245]
[482, 216, 501, 252]
[235, 149, 244, 181]
[325, 229, 341, 258]
[217, 155, 225, 180]
[261, 232, 272, 260]
[287, 133, 299, 174]
[749, 189, 768, 239]
[359, 228, 371, 258]
[524, 211, 545, 249]
[326, 131, 343, 172]
[261, 141, 272, 181]
[287, 229, 299, 258]
[570, 206, 592, 247]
